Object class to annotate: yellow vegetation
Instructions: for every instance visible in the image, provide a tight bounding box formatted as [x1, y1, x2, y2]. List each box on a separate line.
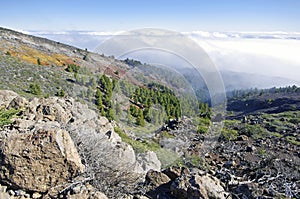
[2, 44, 75, 66]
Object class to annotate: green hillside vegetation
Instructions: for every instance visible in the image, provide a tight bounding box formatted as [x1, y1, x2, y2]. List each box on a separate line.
[130, 83, 181, 122]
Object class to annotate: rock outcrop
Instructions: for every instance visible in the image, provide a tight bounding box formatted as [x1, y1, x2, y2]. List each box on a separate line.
[0, 129, 84, 193]
[145, 167, 230, 199]
[0, 91, 235, 199]
[0, 183, 108, 199]
[0, 90, 161, 197]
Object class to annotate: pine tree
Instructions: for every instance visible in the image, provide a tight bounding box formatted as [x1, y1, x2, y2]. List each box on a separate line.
[106, 107, 115, 121]
[136, 109, 145, 126]
[95, 89, 104, 114]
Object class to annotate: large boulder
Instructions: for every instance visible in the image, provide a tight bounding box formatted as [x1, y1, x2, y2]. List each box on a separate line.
[170, 172, 229, 199]
[0, 90, 19, 108]
[145, 169, 170, 187]
[187, 174, 228, 199]
[135, 151, 161, 174]
[146, 167, 229, 199]
[0, 128, 84, 192]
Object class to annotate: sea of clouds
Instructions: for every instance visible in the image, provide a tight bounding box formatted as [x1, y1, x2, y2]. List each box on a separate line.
[27, 30, 300, 85]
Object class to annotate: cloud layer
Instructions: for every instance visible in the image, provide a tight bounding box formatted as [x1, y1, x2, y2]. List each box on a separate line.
[186, 32, 300, 82]
[29, 30, 300, 83]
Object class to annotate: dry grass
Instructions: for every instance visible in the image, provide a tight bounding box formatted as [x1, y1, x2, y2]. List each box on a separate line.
[4, 45, 75, 66]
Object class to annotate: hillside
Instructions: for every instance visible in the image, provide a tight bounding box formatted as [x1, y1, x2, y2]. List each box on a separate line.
[227, 87, 300, 118]
[0, 27, 129, 71]
[0, 27, 299, 199]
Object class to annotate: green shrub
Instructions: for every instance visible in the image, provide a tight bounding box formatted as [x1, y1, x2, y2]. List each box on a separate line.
[29, 83, 42, 96]
[0, 108, 20, 128]
[258, 148, 266, 157]
[56, 88, 66, 97]
[286, 136, 300, 146]
[114, 127, 160, 153]
[66, 64, 80, 73]
[197, 117, 211, 134]
[241, 124, 268, 139]
[161, 131, 175, 138]
[197, 125, 209, 134]
[221, 129, 238, 141]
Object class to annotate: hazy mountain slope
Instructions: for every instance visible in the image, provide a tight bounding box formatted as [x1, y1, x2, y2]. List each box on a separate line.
[221, 70, 300, 90]
[178, 67, 299, 92]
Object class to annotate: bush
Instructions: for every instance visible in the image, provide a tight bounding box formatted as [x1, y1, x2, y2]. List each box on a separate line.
[197, 125, 209, 134]
[56, 89, 66, 97]
[221, 129, 238, 141]
[29, 83, 42, 95]
[114, 127, 160, 153]
[161, 131, 175, 138]
[66, 64, 80, 73]
[240, 124, 268, 139]
[286, 136, 300, 146]
[197, 117, 210, 134]
[0, 108, 20, 128]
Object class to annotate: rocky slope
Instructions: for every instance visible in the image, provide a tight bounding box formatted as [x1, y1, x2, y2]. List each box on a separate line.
[0, 27, 129, 73]
[227, 92, 300, 118]
[0, 90, 232, 199]
[0, 90, 162, 198]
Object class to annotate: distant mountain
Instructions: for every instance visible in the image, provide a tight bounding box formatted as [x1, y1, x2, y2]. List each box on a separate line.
[220, 70, 300, 91]
[178, 67, 300, 92]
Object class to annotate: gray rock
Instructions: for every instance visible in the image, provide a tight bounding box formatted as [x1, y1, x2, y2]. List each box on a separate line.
[32, 192, 42, 198]
[0, 129, 84, 192]
[0, 90, 19, 107]
[0, 192, 10, 199]
[0, 185, 7, 192]
[135, 151, 161, 174]
[188, 174, 228, 199]
[8, 189, 15, 196]
[15, 190, 26, 196]
[8, 96, 28, 109]
[145, 170, 170, 187]
[170, 172, 229, 199]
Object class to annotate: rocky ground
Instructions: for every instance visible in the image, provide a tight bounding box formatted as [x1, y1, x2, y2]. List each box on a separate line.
[1, 90, 299, 199]
[0, 90, 233, 199]
[0, 90, 160, 198]
[147, 100, 300, 199]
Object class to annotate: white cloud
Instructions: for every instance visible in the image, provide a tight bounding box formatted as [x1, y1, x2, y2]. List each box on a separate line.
[212, 32, 228, 38]
[189, 35, 300, 81]
[26, 29, 300, 82]
[77, 31, 124, 36]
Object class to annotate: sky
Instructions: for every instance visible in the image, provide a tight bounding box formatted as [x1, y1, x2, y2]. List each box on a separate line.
[1, 0, 300, 32]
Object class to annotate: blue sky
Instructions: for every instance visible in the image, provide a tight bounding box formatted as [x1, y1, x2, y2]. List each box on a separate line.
[1, 0, 300, 32]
